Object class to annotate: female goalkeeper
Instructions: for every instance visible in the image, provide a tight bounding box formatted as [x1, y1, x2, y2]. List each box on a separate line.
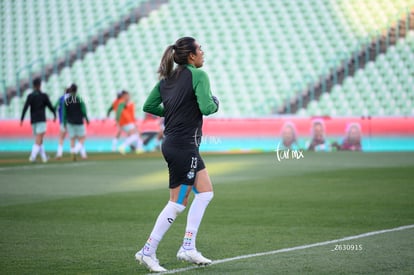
[135, 37, 219, 272]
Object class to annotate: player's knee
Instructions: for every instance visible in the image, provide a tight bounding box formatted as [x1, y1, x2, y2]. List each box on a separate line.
[168, 201, 186, 214]
[196, 191, 214, 202]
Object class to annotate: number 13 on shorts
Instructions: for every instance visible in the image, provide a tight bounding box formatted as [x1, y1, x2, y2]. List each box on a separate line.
[190, 157, 198, 169]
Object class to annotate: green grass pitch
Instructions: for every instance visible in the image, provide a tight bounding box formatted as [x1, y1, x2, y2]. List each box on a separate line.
[0, 151, 413, 274]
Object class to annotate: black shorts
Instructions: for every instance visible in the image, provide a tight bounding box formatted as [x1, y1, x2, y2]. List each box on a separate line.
[161, 138, 205, 189]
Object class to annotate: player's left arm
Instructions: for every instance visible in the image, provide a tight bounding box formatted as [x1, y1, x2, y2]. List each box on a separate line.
[193, 70, 219, 115]
[143, 82, 164, 117]
[45, 94, 57, 121]
[80, 98, 89, 124]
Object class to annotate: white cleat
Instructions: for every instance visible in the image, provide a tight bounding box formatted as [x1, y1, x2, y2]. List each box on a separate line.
[118, 146, 126, 155]
[135, 250, 167, 273]
[29, 156, 36, 163]
[176, 247, 212, 266]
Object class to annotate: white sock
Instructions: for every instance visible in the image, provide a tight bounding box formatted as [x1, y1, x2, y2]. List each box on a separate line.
[142, 201, 185, 256]
[30, 144, 40, 160]
[56, 144, 63, 157]
[80, 144, 87, 158]
[182, 192, 214, 250]
[74, 142, 82, 154]
[70, 147, 76, 154]
[136, 135, 143, 150]
[123, 134, 138, 148]
[112, 138, 118, 151]
[40, 145, 47, 161]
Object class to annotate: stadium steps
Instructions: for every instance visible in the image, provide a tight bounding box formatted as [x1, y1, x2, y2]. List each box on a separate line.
[278, 8, 414, 114]
[301, 31, 414, 116]
[0, 0, 167, 106]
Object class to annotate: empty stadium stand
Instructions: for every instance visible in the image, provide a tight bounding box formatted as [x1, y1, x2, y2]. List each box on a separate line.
[1, 0, 413, 118]
[298, 30, 414, 116]
[1, 0, 145, 86]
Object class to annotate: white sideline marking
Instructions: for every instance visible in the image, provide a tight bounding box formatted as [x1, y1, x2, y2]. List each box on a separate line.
[158, 224, 414, 274]
[0, 161, 97, 171]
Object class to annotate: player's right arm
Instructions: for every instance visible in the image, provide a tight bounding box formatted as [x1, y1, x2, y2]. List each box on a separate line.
[80, 99, 89, 125]
[20, 94, 31, 125]
[106, 104, 113, 118]
[62, 98, 67, 127]
[143, 82, 164, 117]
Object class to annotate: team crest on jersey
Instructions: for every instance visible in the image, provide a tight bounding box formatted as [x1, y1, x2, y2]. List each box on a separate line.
[187, 169, 195, 180]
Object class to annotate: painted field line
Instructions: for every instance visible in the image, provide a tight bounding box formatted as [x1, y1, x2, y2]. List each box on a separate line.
[159, 224, 414, 274]
[0, 161, 97, 171]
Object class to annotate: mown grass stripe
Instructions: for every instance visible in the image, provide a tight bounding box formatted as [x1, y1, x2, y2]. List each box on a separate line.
[160, 224, 414, 274]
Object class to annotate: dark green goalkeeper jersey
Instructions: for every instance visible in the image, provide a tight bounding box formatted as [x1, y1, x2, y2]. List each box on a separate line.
[143, 64, 218, 145]
[62, 93, 89, 126]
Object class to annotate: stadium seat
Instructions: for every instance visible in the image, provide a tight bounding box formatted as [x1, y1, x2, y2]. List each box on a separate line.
[1, 0, 147, 88]
[308, 31, 414, 116]
[2, 0, 413, 118]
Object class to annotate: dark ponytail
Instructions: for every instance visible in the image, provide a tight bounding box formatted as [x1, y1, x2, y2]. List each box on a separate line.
[157, 37, 197, 80]
[158, 45, 175, 80]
